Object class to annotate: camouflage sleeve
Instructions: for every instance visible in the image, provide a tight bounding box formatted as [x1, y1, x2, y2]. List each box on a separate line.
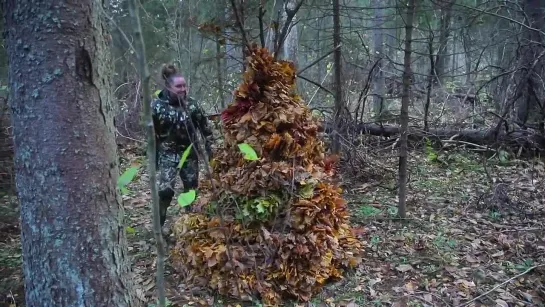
[151, 99, 188, 126]
[190, 101, 214, 157]
[190, 102, 213, 139]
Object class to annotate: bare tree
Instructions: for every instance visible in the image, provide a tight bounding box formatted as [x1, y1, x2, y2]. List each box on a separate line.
[398, 0, 417, 219]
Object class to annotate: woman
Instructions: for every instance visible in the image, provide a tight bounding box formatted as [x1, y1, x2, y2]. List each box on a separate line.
[151, 64, 213, 228]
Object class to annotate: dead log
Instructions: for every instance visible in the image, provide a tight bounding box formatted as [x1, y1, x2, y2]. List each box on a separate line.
[323, 123, 545, 153]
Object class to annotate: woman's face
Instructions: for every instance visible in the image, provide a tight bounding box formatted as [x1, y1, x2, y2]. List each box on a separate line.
[168, 76, 187, 99]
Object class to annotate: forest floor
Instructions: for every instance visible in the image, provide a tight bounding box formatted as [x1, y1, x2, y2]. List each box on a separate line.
[1, 146, 544, 306]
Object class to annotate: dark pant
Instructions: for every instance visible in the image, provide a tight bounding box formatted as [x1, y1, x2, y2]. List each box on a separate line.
[155, 149, 199, 226]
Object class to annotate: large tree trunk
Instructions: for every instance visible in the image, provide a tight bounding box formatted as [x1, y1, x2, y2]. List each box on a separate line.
[3, 1, 140, 306]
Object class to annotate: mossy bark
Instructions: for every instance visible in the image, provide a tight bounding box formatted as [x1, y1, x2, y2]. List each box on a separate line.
[3, 1, 140, 306]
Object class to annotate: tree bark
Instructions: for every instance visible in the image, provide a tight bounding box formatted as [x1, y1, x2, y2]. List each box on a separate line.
[371, 0, 386, 119]
[216, 1, 226, 109]
[279, 0, 299, 63]
[514, 0, 545, 126]
[225, 0, 242, 105]
[332, 0, 343, 153]
[398, 0, 416, 219]
[3, 1, 140, 306]
[434, 0, 454, 85]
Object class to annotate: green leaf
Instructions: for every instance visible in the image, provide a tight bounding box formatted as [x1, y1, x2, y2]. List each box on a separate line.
[177, 190, 196, 207]
[498, 150, 509, 164]
[359, 205, 382, 217]
[256, 202, 265, 213]
[126, 226, 136, 234]
[299, 183, 315, 199]
[120, 186, 130, 195]
[238, 143, 258, 161]
[177, 144, 193, 169]
[154, 89, 161, 97]
[117, 166, 139, 188]
[326, 62, 333, 73]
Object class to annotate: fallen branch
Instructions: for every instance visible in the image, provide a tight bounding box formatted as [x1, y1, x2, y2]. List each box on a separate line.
[323, 123, 545, 153]
[441, 139, 491, 150]
[458, 264, 545, 307]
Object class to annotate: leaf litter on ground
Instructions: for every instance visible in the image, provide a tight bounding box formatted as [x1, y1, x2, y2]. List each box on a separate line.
[1, 143, 544, 306]
[110, 145, 545, 306]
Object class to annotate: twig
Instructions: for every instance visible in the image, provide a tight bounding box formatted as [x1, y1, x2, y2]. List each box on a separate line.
[115, 129, 145, 143]
[458, 264, 545, 307]
[258, 3, 266, 48]
[296, 44, 341, 75]
[407, 294, 452, 307]
[297, 75, 333, 96]
[229, 0, 252, 53]
[441, 139, 492, 150]
[413, 291, 453, 307]
[306, 67, 331, 106]
[484, 227, 545, 234]
[273, 0, 304, 59]
[127, 1, 166, 306]
[100, 6, 137, 54]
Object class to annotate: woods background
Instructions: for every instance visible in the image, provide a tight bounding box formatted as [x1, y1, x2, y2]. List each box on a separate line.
[1, 0, 544, 306]
[3, 0, 543, 197]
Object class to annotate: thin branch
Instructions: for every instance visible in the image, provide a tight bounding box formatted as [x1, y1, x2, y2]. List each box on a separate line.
[297, 74, 334, 96]
[459, 264, 545, 307]
[127, 0, 166, 306]
[296, 44, 341, 75]
[229, 0, 252, 52]
[454, 3, 545, 37]
[273, 0, 304, 59]
[258, 3, 266, 48]
[100, 6, 137, 53]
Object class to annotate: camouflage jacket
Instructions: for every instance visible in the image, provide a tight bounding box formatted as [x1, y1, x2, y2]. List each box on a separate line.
[151, 90, 213, 161]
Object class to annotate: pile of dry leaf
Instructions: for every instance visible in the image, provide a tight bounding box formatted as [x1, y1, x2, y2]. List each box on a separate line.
[170, 45, 363, 305]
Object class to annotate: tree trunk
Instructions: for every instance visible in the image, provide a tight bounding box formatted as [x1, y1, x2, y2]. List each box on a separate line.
[371, 0, 387, 119]
[462, 28, 472, 86]
[280, 0, 299, 63]
[265, 0, 284, 52]
[434, 0, 454, 85]
[225, 0, 242, 105]
[514, 0, 545, 126]
[216, 1, 226, 109]
[331, 0, 343, 153]
[265, 0, 300, 64]
[424, 33, 434, 131]
[3, 1, 140, 306]
[398, 0, 416, 219]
